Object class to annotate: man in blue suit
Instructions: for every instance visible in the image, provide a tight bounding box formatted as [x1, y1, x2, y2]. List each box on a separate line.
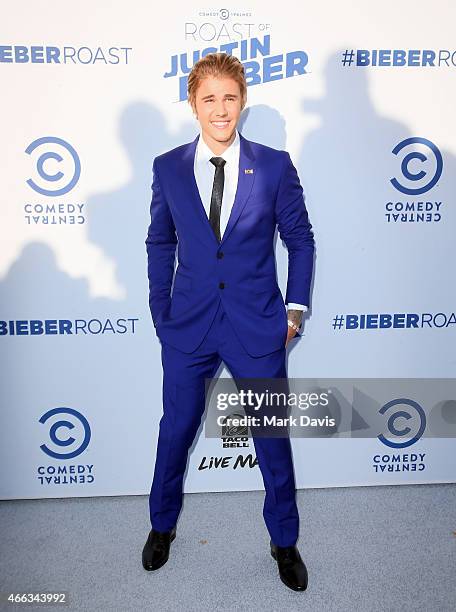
[142, 52, 315, 592]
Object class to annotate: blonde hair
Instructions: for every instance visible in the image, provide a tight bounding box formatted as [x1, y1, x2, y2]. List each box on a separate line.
[187, 52, 247, 113]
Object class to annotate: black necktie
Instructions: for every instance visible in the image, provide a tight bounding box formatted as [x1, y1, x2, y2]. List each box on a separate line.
[209, 156, 226, 243]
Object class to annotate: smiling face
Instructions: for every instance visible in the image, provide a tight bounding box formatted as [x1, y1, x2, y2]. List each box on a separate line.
[192, 75, 243, 155]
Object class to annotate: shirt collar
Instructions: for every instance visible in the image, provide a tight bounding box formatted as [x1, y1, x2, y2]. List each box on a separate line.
[196, 128, 240, 166]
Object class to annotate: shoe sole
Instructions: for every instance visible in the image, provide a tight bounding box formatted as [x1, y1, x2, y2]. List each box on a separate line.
[142, 530, 176, 572]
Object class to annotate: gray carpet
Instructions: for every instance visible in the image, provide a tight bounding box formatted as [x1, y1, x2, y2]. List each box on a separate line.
[1, 484, 455, 611]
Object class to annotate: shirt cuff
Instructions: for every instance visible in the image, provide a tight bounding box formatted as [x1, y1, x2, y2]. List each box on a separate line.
[286, 303, 308, 312]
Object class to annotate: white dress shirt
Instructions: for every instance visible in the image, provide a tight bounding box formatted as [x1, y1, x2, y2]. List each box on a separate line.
[193, 128, 307, 315]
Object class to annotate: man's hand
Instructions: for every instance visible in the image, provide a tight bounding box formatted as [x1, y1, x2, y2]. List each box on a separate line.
[285, 309, 303, 347]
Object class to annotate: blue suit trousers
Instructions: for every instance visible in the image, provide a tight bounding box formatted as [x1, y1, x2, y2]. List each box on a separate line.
[148, 299, 299, 547]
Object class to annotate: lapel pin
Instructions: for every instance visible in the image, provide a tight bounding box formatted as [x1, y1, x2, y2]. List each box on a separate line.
[244, 168, 254, 174]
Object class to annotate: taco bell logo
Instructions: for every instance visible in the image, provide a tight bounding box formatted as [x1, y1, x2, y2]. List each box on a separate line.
[221, 412, 249, 448]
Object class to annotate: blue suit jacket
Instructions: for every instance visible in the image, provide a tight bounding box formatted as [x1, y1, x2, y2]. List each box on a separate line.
[145, 132, 315, 357]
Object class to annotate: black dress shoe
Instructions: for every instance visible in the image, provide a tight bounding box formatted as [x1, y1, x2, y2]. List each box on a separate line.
[142, 526, 176, 571]
[270, 540, 308, 591]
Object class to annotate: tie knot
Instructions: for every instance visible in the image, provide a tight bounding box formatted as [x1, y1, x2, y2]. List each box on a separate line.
[210, 156, 226, 169]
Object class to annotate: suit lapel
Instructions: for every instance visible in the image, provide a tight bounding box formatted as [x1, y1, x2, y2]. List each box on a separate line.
[180, 131, 256, 247]
[221, 132, 256, 245]
[181, 134, 217, 245]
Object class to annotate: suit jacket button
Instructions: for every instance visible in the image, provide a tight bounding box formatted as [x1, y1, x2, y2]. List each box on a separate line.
[217, 251, 224, 259]
[219, 282, 225, 289]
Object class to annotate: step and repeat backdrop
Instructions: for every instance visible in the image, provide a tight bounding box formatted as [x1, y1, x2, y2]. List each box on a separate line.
[1, 1, 455, 500]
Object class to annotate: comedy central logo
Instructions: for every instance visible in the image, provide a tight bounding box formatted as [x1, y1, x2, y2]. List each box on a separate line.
[40, 407, 91, 459]
[24, 136, 86, 225]
[386, 136, 444, 223]
[38, 407, 94, 486]
[378, 398, 426, 448]
[373, 398, 427, 474]
[221, 411, 249, 448]
[26, 136, 80, 196]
